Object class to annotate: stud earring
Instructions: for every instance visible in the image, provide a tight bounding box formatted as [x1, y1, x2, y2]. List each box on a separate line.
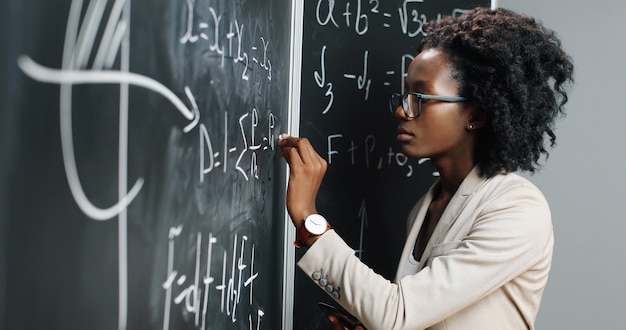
[468, 124, 474, 130]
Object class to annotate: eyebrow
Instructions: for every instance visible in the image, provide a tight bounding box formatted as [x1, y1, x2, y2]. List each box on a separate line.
[404, 80, 432, 92]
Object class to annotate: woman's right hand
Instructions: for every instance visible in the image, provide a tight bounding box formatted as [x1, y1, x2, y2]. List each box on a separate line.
[277, 134, 328, 228]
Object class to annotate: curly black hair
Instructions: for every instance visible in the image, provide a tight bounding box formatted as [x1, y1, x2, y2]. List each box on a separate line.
[419, 8, 574, 177]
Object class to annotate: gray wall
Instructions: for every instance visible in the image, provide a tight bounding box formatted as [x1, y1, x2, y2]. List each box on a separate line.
[498, 1, 626, 328]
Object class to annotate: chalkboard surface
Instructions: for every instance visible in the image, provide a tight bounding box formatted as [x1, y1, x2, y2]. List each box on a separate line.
[296, 0, 491, 328]
[1, 0, 293, 329]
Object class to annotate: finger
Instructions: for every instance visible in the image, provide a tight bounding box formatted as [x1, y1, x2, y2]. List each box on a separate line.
[279, 146, 297, 161]
[277, 133, 298, 148]
[278, 133, 291, 143]
[277, 136, 306, 163]
[278, 135, 318, 163]
[278, 146, 291, 159]
[280, 137, 324, 170]
[300, 139, 324, 166]
[327, 315, 347, 330]
[289, 138, 326, 172]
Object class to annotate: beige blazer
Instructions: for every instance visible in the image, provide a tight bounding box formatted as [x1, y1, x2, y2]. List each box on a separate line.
[298, 166, 554, 329]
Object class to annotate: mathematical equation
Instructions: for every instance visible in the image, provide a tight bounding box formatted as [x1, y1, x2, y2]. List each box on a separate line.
[314, 45, 414, 109]
[312, 47, 429, 177]
[310, 1, 470, 176]
[17, 0, 283, 329]
[197, 105, 277, 183]
[315, 0, 470, 37]
[180, 1, 273, 81]
[324, 133, 438, 177]
[178, 1, 280, 183]
[163, 226, 263, 330]
[313, 2, 471, 109]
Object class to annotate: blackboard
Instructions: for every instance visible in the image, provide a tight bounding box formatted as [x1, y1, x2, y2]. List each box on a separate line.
[1, 0, 294, 329]
[295, 0, 492, 328]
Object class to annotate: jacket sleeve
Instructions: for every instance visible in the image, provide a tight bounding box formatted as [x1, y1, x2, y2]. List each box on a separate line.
[296, 183, 553, 330]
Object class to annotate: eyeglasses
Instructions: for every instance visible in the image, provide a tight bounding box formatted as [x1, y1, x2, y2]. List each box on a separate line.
[389, 92, 469, 118]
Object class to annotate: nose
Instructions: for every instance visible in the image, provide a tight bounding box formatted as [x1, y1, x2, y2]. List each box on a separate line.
[394, 104, 409, 120]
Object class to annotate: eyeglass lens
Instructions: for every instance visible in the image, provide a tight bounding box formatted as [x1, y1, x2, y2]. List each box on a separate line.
[389, 93, 420, 118]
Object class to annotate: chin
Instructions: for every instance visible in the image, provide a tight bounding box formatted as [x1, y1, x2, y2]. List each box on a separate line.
[400, 145, 423, 160]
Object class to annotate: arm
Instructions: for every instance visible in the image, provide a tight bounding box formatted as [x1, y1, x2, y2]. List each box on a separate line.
[298, 182, 553, 329]
[277, 134, 328, 245]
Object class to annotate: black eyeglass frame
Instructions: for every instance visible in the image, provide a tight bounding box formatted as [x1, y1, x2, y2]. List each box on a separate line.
[389, 92, 469, 118]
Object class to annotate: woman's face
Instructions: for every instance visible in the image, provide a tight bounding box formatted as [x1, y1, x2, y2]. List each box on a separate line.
[395, 48, 474, 163]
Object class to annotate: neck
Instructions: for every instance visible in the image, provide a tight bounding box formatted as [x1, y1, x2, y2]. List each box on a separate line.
[433, 160, 476, 200]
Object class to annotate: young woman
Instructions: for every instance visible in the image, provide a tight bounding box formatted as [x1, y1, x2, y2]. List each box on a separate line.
[278, 7, 574, 330]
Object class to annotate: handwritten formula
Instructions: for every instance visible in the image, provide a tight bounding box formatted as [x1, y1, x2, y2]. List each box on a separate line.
[308, 0, 472, 176]
[17, 0, 286, 329]
[163, 228, 263, 329]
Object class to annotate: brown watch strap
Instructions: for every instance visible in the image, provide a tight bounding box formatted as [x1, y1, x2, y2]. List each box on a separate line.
[294, 223, 331, 248]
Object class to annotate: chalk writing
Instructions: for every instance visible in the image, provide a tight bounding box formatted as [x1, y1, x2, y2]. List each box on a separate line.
[343, 50, 371, 100]
[163, 228, 261, 330]
[316, 0, 340, 28]
[180, 2, 273, 81]
[314, 45, 334, 114]
[314, 0, 469, 37]
[199, 109, 276, 182]
[316, 0, 377, 35]
[311, 3, 471, 113]
[326, 134, 421, 177]
[17, 0, 281, 329]
[309, 1, 469, 174]
[399, 0, 427, 37]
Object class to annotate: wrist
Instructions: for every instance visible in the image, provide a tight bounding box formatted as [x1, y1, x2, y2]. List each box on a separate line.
[303, 229, 328, 247]
[294, 213, 330, 248]
[291, 207, 317, 228]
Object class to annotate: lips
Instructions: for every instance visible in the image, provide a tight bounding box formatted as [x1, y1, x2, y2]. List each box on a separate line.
[397, 127, 414, 142]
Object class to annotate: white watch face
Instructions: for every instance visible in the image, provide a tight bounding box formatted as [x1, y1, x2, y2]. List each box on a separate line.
[304, 214, 327, 235]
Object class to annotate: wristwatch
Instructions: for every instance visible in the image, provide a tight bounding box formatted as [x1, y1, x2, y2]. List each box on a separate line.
[294, 214, 330, 248]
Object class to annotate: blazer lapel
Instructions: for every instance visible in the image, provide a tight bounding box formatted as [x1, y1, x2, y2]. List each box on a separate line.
[394, 185, 435, 280]
[416, 166, 486, 272]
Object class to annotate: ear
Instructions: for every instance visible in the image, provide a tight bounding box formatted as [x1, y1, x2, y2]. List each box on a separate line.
[466, 105, 487, 130]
